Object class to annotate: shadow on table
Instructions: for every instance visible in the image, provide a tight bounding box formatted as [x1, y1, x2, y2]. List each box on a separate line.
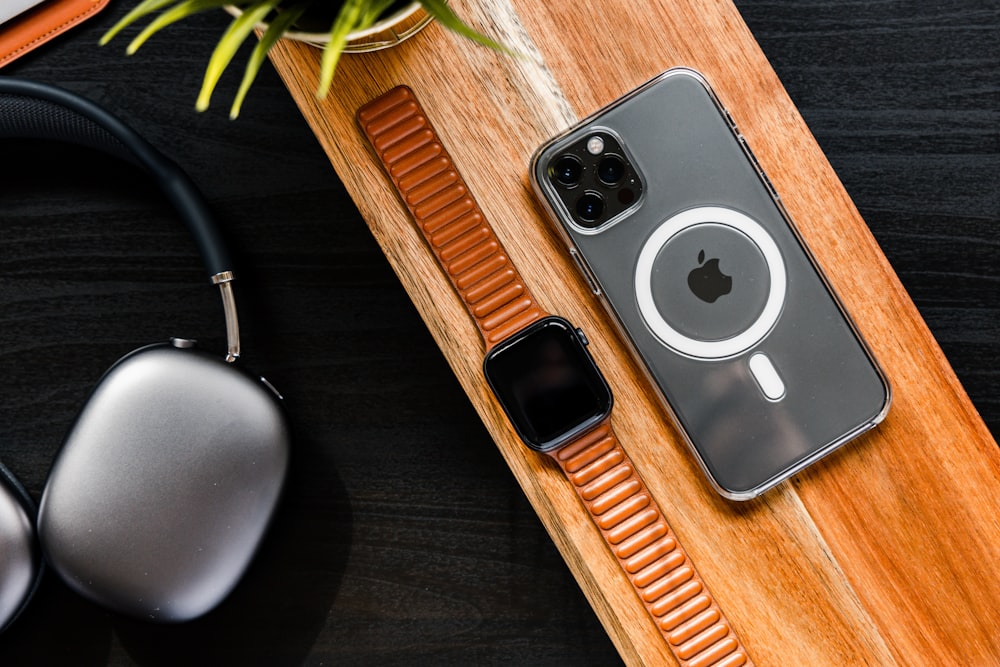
[115, 433, 353, 666]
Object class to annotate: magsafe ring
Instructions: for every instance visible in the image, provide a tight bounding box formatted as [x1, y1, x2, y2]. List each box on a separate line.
[634, 206, 786, 359]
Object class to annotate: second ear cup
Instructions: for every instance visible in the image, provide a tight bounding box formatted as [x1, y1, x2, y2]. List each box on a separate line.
[0, 467, 39, 631]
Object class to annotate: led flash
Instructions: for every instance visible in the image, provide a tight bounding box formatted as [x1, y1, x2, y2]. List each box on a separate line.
[586, 135, 604, 155]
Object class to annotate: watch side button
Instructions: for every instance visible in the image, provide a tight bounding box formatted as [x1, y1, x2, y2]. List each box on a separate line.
[576, 328, 589, 346]
[748, 352, 785, 401]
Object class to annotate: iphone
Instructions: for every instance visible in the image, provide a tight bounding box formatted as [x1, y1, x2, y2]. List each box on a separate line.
[530, 68, 890, 499]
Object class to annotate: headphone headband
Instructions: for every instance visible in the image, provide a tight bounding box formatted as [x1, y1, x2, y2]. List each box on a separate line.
[0, 77, 240, 361]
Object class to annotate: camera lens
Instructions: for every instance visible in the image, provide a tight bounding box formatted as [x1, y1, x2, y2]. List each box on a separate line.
[552, 155, 583, 187]
[597, 155, 626, 185]
[575, 191, 605, 224]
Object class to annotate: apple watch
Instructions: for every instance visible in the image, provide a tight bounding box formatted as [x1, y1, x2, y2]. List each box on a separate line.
[484, 316, 612, 451]
[359, 86, 751, 667]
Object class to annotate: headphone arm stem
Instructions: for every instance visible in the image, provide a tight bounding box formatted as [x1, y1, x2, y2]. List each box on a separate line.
[211, 271, 240, 362]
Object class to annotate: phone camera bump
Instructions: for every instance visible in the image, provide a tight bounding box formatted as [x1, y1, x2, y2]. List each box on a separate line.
[551, 155, 583, 187]
[597, 155, 626, 185]
[545, 131, 642, 229]
[575, 191, 605, 225]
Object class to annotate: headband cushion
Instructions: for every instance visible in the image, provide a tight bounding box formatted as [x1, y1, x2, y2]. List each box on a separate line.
[0, 89, 135, 163]
[0, 76, 233, 277]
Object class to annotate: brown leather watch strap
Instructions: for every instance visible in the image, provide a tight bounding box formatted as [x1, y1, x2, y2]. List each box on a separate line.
[359, 86, 751, 667]
[550, 421, 750, 667]
[358, 85, 545, 350]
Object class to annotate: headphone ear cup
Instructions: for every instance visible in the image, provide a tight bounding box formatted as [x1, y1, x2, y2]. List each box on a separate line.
[0, 463, 41, 632]
[37, 342, 290, 622]
[0, 78, 287, 626]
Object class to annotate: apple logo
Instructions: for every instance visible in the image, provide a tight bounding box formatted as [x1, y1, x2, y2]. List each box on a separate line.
[687, 249, 732, 303]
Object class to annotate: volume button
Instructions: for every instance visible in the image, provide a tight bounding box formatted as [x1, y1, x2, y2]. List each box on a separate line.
[569, 248, 602, 296]
[739, 134, 780, 201]
[723, 109, 738, 131]
[761, 171, 780, 201]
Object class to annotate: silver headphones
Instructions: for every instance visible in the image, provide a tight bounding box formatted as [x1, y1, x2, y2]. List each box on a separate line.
[0, 77, 290, 631]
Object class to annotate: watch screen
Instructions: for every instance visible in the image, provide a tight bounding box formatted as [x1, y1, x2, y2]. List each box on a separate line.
[484, 318, 612, 451]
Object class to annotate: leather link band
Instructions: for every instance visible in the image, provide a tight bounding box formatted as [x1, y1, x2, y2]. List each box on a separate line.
[357, 85, 545, 351]
[359, 86, 751, 667]
[549, 423, 749, 667]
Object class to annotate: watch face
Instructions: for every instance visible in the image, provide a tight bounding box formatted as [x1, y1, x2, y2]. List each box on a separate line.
[483, 317, 613, 451]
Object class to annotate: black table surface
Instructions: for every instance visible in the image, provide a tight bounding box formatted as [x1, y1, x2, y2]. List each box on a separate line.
[0, 2, 996, 665]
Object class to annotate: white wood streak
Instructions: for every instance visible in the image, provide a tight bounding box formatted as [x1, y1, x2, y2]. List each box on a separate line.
[456, 0, 578, 136]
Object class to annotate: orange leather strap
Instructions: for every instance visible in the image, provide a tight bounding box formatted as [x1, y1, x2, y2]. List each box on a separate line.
[359, 86, 751, 667]
[549, 422, 750, 667]
[0, 0, 108, 68]
[357, 85, 545, 351]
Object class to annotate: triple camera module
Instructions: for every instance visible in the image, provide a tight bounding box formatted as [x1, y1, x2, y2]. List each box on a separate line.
[546, 132, 643, 229]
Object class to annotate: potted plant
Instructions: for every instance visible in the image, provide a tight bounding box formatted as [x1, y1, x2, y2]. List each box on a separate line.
[102, 0, 509, 118]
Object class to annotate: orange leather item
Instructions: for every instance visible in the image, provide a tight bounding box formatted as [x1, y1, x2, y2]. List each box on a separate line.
[549, 422, 750, 667]
[0, 0, 108, 68]
[358, 86, 752, 667]
[357, 85, 545, 350]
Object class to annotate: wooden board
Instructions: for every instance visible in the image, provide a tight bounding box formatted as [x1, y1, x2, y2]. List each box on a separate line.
[266, 1, 1000, 664]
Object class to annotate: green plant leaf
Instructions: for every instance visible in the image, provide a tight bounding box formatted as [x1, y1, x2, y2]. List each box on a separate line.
[316, 0, 366, 99]
[196, 0, 280, 112]
[99, 0, 176, 46]
[125, 0, 235, 55]
[420, 0, 516, 56]
[360, 0, 397, 26]
[230, 2, 310, 118]
[107, 0, 518, 118]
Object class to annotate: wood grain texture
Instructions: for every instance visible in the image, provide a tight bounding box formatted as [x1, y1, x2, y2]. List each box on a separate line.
[266, 1, 1000, 665]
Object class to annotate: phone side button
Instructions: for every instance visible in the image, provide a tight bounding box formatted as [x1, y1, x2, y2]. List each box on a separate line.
[748, 352, 786, 401]
[723, 109, 738, 131]
[739, 136, 780, 201]
[569, 248, 602, 296]
[758, 168, 780, 200]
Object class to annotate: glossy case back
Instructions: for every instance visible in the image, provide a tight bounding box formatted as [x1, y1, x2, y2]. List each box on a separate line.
[530, 68, 890, 499]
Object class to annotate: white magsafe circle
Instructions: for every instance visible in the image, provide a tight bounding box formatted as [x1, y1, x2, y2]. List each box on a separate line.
[634, 206, 786, 359]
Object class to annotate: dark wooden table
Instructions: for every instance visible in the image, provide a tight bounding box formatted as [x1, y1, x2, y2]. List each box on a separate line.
[0, 2, 996, 665]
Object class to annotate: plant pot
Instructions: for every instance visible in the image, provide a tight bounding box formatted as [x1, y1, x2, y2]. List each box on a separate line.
[225, 2, 434, 53]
